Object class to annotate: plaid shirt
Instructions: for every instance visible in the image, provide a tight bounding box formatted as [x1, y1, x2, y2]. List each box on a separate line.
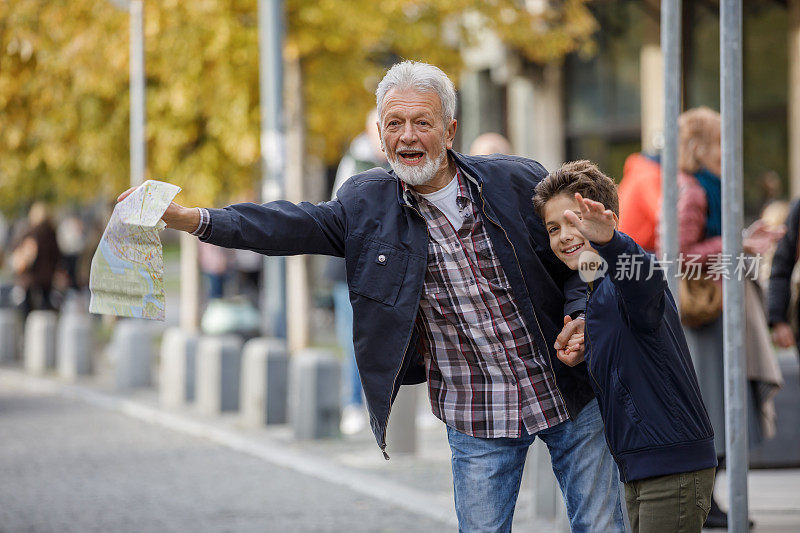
[409, 169, 568, 438]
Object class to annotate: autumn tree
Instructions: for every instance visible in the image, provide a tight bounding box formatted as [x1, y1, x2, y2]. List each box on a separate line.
[0, 0, 596, 212]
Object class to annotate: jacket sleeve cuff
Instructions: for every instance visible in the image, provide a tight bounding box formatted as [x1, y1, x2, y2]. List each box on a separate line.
[201, 207, 235, 246]
[591, 230, 633, 264]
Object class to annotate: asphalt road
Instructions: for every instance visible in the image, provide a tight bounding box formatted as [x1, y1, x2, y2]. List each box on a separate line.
[0, 385, 449, 533]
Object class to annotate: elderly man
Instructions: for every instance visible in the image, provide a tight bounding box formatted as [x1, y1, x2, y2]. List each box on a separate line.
[124, 61, 623, 532]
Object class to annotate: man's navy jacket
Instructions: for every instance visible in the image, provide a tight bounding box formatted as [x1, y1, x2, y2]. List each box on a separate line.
[201, 150, 595, 455]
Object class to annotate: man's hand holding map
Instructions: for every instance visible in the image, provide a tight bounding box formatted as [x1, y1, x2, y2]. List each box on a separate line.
[89, 180, 181, 321]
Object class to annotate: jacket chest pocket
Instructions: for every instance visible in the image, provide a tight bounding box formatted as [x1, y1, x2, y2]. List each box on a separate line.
[350, 241, 409, 306]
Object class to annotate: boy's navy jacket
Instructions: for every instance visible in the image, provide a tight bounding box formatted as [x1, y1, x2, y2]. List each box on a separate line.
[199, 150, 596, 455]
[578, 230, 717, 482]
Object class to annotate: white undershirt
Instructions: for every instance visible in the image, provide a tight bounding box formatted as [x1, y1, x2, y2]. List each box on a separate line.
[419, 175, 463, 230]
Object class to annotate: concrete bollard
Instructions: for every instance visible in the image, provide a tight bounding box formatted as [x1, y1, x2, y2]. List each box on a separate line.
[289, 349, 341, 439]
[0, 308, 20, 364]
[56, 312, 93, 381]
[159, 327, 199, 409]
[240, 338, 288, 427]
[195, 335, 243, 416]
[24, 310, 57, 375]
[385, 383, 419, 455]
[111, 319, 154, 389]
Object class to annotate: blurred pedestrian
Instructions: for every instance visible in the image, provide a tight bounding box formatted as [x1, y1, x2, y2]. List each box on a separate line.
[57, 213, 88, 291]
[768, 197, 800, 357]
[11, 202, 62, 317]
[468, 132, 512, 156]
[232, 248, 262, 305]
[755, 190, 789, 291]
[198, 241, 233, 300]
[327, 108, 389, 435]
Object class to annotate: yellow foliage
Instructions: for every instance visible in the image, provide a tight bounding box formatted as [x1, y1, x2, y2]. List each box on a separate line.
[0, 0, 595, 212]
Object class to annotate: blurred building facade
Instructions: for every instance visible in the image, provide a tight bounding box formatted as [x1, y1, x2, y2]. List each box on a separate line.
[456, 0, 798, 216]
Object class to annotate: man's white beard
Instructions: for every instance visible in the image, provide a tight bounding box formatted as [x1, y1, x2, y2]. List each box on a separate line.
[388, 145, 447, 187]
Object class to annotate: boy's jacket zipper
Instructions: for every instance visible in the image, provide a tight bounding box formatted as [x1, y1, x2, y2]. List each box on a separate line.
[584, 280, 620, 469]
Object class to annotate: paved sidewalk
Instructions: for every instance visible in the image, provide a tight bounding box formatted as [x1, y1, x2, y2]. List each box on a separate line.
[0, 380, 450, 533]
[1, 366, 799, 532]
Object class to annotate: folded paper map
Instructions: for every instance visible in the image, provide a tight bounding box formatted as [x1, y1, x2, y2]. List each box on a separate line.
[89, 180, 181, 320]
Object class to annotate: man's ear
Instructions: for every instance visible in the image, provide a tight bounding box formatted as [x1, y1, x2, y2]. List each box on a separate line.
[376, 122, 385, 153]
[445, 119, 457, 149]
[612, 212, 620, 229]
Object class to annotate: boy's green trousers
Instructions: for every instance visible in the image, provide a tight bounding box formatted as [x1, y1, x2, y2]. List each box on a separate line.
[624, 467, 716, 533]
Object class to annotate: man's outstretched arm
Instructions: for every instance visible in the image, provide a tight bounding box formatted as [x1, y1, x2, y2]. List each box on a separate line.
[117, 184, 347, 257]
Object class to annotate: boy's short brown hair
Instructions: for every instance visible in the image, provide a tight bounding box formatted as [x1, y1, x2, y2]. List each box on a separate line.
[532, 160, 619, 219]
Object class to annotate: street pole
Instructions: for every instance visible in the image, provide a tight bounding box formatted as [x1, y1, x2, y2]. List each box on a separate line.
[720, 1, 748, 530]
[129, 0, 145, 187]
[789, 0, 800, 197]
[660, 0, 681, 299]
[107, 0, 145, 187]
[258, 0, 287, 339]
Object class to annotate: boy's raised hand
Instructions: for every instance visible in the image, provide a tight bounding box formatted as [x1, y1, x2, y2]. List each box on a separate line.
[563, 193, 615, 246]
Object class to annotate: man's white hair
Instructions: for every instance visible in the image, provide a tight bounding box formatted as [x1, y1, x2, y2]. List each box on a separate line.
[375, 61, 457, 122]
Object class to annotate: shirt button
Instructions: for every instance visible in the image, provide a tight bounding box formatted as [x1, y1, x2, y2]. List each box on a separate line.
[510, 377, 517, 386]
[377, 254, 386, 263]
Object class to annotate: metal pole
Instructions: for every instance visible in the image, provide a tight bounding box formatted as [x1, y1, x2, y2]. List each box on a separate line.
[789, 0, 800, 197]
[258, 0, 287, 339]
[129, 0, 145, 187]
[660, 0, 681, 298]
[720, 0, 748, 530]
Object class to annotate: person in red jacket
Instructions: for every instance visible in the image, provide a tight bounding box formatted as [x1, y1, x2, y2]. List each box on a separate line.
[617, 152, 661, 252]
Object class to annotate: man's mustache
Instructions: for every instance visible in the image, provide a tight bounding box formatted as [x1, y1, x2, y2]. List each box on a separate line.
[395, 146, 427, 156]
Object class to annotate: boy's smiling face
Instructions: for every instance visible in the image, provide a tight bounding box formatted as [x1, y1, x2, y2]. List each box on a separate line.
[543, 193, 597, 270]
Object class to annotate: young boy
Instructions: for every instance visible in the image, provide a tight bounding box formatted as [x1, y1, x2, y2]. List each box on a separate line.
[533, 160, 717, 533]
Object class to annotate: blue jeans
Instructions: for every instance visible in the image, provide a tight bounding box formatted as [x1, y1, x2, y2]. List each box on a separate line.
[332, 282, 362, 406]
[447, 399, 624, 533]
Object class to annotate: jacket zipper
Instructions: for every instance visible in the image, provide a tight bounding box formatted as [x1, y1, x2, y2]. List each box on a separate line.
[380, 199, 428, 460]
[583, 282, 620, 468]
[584, 284, 604, 393]
[476, 185, 570, 418]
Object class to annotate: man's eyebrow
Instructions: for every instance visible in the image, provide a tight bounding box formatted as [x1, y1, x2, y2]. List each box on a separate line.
[385, 108, 433, 119]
